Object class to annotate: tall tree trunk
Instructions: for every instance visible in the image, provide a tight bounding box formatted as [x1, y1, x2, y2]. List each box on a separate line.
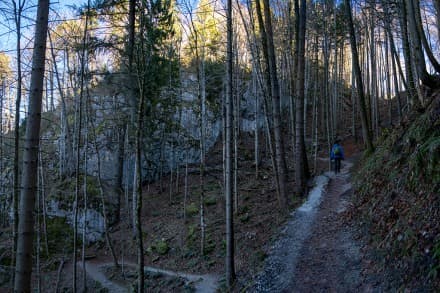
[434, 0, 440, 42]
[225, 0, 235, 287]
[385, 34, 393, 126]
[390, 38, 403, 123]
[412, 0, 440, 74]
[73, 5, 89, 290]
[398, 0, 418, 106]
[295, 0, 310, 196]
[199, 56, 206, 255]
[383, 2, 403, 121]
[82, 121, 88, 293]
[344, 0, 374, 153]
[0, 80, 3, 226]
[14, 0, 50, 290]
[88, 89, 119, 267]
[114, 126, 125, 223]
[48, 31, 74, 174]
[12, 1, 25, 282]
[135, 89, 145, 292]
[261, 0, 288, 209]
[369, 7, 379, 137]
[404, 0, 426, 83]
[253, 67, 259, 179]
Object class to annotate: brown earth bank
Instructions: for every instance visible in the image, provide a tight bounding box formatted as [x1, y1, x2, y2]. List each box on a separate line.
[348, 92, 440, 291]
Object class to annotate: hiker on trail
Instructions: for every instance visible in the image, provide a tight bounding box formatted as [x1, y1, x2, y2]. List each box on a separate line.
[330, 140, 344, 174]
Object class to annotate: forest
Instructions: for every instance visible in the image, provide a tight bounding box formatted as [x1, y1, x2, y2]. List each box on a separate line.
[0, 0, 439, 291]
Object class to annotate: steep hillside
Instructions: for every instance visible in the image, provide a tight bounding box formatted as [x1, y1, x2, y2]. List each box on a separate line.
[351, 92, 440, 290]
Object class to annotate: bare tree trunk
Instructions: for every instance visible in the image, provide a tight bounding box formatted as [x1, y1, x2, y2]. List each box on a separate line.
[225, 0, 235, 287]
[0, 80, 4, 226]
[82, 122, 88, 293]
[383, 2, 403, 121]
[412, 0, 440, 74]
[344, 0, 374, 153]
[12, 1, 26, 282]
[384, 32, 393, 126]
[398, 0, 418, 106]
[369, 7, 379, 137]
[49, 31, 74, 174]
[434, 0, 440, 42]
[36, 151, 42, 293]
[295, 0, 310, 196]
[73, 5, 90, 290]
[261, 0, 288, 208]
[235, 0, 261, 180]
[253, 67, 259, 179]
[183, 150, 188, 223]
[14, 0, 50, 290]
[199, 55, 206, 255]
[135, 90, 145, 292]
[88, 92, 119, 268]
[233, 43, 239, 212]
[38, 150, 49, 256]
[169, 143, 174, 203]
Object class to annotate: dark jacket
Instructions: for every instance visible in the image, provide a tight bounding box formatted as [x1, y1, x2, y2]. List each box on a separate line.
[330, 143, 345, 160]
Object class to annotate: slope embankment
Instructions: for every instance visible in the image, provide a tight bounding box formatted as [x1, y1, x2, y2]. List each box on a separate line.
[351, 93, 440, 290]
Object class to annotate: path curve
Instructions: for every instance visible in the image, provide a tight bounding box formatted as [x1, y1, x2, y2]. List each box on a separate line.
[252, 158, 379, 291]
[80, 261, 127, 293]
[81, 261, 219, 293]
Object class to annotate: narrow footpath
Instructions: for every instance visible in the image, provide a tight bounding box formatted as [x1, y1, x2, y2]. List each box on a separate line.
[253, 157, 382, 292]
[81, 260, 219, 293]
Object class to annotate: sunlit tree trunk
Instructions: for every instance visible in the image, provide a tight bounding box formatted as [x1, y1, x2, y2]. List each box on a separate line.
[14, 0, 50, 290]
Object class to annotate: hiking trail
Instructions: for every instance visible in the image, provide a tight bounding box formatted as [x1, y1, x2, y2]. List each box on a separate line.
[252, 156, 382, 292]
[80, 260, 219, 293]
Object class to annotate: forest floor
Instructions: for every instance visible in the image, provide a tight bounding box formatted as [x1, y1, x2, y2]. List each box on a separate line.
[1, 136, 390, 292]
[76, 144, 390, 292]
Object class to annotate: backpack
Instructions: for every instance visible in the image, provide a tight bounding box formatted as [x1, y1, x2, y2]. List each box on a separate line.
[334, 145, 341, 156]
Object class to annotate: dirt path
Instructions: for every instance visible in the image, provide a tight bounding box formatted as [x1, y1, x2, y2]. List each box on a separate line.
[253, 157, 381, 292]
[81, 260, 219, 292]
